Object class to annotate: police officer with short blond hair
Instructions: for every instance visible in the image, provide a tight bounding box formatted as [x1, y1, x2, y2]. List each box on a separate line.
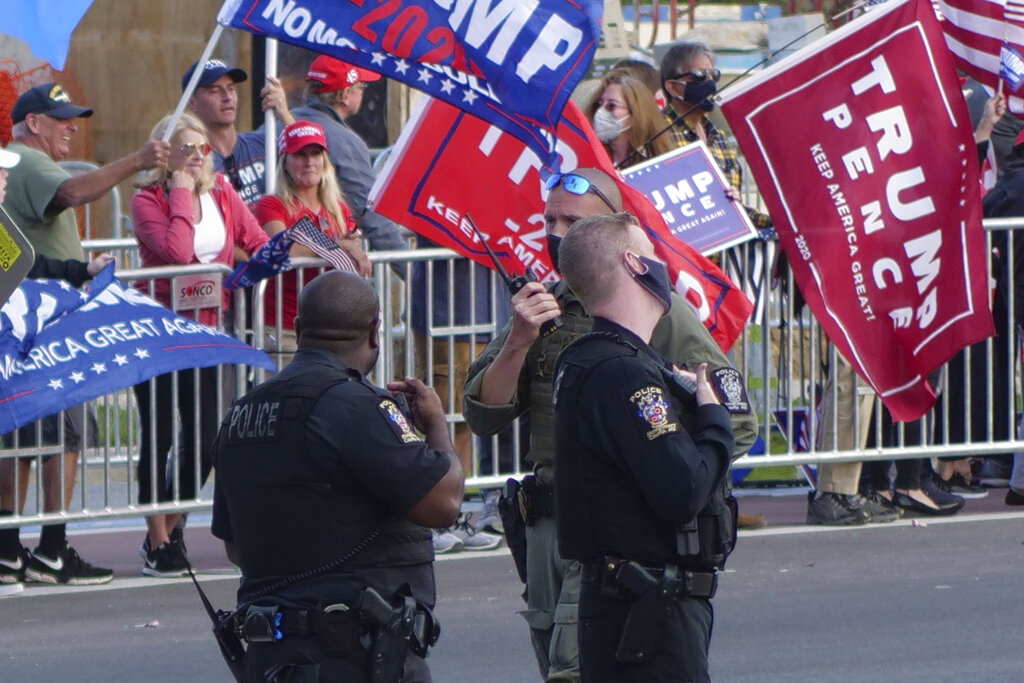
[553, 213, 735, 683]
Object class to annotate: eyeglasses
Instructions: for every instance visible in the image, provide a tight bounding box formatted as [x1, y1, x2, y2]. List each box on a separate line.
[670, 68, 721, 83]
[544, 173, 618, 213]
[177, 142, 211, 157]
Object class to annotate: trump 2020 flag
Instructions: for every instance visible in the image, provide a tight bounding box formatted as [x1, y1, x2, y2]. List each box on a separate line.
[719, 0, 994, 421]
[0, 265, 274, 434]
[217, 0, 602, 171]
[372, 97, 752, 351]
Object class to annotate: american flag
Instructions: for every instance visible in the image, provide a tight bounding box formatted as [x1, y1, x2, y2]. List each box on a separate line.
[288, 216, 358, 273]
[936, 0, 1024, 113]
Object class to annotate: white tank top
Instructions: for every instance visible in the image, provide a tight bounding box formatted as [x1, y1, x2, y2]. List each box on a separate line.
[193, 192, 226, 264]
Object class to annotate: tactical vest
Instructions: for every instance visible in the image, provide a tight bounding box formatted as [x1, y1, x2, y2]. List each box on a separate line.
[215, 369, 433, 580]
[525, 288, 592, 476]
[554, 332, 736, 570]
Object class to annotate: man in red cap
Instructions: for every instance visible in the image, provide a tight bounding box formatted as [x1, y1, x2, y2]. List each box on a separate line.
[291, 55, 405, 252]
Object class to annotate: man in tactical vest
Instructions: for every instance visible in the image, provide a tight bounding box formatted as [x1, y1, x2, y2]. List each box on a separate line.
[462, 168, 754, 681]
[553, 213, 735, 683]
[211, 271, 467, 683]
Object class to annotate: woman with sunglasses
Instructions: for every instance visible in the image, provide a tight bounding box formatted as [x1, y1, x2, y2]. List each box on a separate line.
[254, 120, 371, 365]
[130, 111, 269, 578]
[584, 71, 675, 168]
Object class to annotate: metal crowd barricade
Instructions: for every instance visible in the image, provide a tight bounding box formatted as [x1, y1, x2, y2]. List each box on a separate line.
[58, 161, 128, 240]
[0, 262, 248, 529]
[4, 220, 1022, 530]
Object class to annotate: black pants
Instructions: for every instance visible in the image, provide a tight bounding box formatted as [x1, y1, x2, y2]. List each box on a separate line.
[243, 636, 431, 683]
[133, 367, 220, 504]
[578, 574, 713, 683]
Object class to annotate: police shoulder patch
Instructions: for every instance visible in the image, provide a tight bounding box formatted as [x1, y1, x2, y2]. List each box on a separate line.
[377, 398, 421, 444]
[709, 367, 751, 414]
[629, 385, 679, 440]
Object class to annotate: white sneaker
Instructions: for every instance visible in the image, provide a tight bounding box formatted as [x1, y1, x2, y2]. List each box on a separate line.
[477, 489, 504, 535]
[451, 515, 503, 551]
[432, 529, 464, 554]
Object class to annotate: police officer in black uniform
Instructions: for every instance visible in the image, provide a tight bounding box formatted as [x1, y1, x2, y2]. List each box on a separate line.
[211, 271, 468, 683]
[553, 213, 735, 683]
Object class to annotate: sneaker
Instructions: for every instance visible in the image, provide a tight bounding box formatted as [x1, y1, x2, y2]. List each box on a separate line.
[140, 527, 187, 561]
[806, 491, 870, 526]
[25, 544, 114, 585]
[855, 492, 903, 523]
[143, 540, 189, 578]
[451, 514, 503, 551]
[933, 472, 988, 499]
[0, 547, 29, 594]
[477, 489, 504, 535]
[432, 529, 464, 555]
[919, 474, 967, 513]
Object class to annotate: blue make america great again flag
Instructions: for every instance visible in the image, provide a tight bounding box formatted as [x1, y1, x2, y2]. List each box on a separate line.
[0, 265, 274, 435]
[217, 0, 602, 171]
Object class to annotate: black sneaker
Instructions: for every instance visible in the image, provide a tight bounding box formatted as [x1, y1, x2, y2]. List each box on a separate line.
[0, 547, 29, 595]
[807, 491, 870, 526]
[25, 544, 114, 585]
[855, 492, 904, 523]
[142, 540, 189, 578]
[933, 472, 988, 499]
[1005, 488, 1024, 506]
[141, 527, 186, 560]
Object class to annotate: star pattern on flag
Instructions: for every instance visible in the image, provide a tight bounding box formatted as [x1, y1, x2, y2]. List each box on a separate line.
[57, 280, 73, 292]
[113, 354, 129, 366]
[359, 52, 496, 114]
[48, 379, 64, 390]
[134, 348, 150, 359]
[90, 362, 107, 374]
[69, 371, 85, 384]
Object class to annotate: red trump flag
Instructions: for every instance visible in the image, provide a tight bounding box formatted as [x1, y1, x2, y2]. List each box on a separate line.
[719, 0, 994, 421]
[370, 98, 752, 351]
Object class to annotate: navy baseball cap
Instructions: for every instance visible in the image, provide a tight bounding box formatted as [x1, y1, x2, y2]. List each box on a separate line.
[11, 83, 93, 124]
[181, 59, 248, 92]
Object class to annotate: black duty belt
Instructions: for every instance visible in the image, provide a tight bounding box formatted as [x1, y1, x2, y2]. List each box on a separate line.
[581, 558, 718, 600]
[235, 603, 365, 644]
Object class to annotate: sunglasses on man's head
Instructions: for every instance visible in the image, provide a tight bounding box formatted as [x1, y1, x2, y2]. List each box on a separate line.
[671, 68, 721, 83]
[544, 173, 618, 213]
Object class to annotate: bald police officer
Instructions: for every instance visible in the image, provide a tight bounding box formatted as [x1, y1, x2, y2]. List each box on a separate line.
[553, 213, 734, 683]
[462, 168, 754, 682]
[211, 271, 467, 682]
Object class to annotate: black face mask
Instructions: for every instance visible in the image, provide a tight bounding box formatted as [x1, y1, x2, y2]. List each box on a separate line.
[682, 79, 717, 112]
[632, 255, 673, 315]
[546, 234, 562, 273]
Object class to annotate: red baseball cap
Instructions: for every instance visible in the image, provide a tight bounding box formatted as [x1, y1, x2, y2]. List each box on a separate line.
[278, 121, 329, 155]
[306, 55, 381, 92]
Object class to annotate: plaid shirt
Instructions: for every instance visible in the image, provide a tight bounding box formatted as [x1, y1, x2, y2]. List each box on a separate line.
[662, 107, 773, 231]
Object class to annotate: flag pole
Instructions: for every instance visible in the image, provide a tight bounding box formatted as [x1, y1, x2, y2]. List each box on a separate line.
[264, 38, 279, 195]
[163, 23, 226, 143]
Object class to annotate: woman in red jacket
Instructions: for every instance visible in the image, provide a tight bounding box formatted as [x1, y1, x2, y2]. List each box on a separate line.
[130, 111, 268, 578]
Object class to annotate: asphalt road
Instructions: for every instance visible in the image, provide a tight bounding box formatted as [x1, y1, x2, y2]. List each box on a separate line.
[2, 494, 1022, 682]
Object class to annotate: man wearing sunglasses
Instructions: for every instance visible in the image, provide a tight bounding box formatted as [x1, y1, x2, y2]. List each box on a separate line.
[660, 42, 773, 233]
[462, 168, 755, 683]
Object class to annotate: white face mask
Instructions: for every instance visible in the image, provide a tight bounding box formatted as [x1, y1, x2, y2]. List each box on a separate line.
[592, 107, 631, 143]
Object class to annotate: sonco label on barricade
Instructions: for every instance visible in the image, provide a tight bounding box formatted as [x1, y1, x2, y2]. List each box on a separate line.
[172, 272, 222, 311]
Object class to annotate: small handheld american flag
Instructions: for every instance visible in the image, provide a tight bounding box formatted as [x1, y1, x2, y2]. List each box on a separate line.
[287, 216, 358, 273]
